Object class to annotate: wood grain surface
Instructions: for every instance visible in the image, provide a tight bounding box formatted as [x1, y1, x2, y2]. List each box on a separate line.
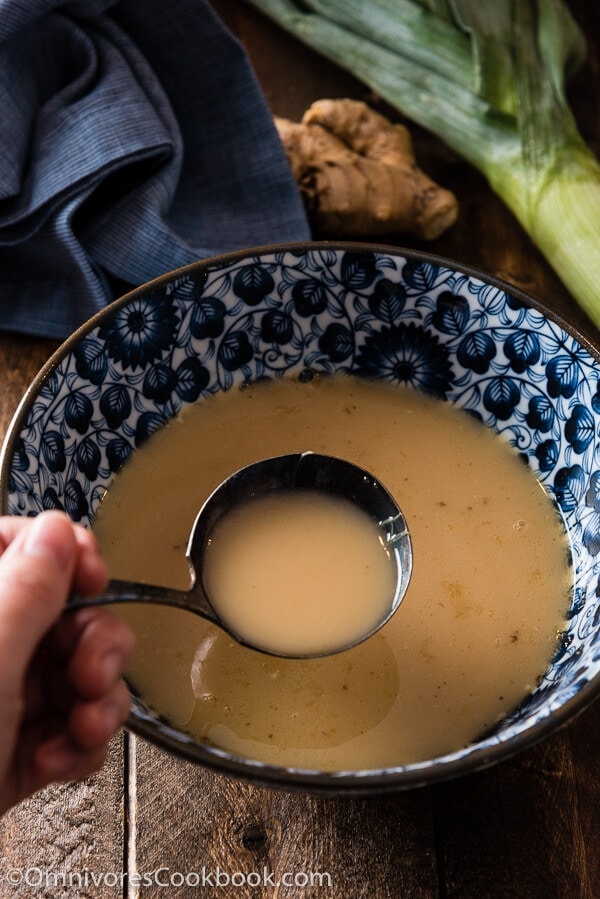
[0, 2, 599, 897]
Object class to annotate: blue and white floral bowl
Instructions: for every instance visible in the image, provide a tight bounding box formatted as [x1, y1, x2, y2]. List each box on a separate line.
[2, 242, 600, 791]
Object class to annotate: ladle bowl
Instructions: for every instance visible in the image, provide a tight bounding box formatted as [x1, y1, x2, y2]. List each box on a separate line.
[68, 451, 412, 657]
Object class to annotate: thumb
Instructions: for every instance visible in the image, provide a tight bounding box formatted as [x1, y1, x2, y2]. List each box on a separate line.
[0, 512, 77, 696]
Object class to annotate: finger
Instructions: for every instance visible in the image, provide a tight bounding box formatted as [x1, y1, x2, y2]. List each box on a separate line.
[0, 715, 68, 812]
[34, 679, 130, 785]
[0, 515, 108, 594]
[71, 527, 109, 597]
[24, 606, 135, 730]
[23, 649, 74, 725]
[68, 680, 132, 751]
[59, 608, 136, 699]
[33, 734, 109, 787]
[8, 675, 130, 809]
[0, 512, 78, 696]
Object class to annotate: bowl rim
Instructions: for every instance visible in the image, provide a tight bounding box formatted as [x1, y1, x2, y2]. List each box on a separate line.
[3, 239, 600, 792]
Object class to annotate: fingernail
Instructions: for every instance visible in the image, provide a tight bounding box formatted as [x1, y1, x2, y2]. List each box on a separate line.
[93, 695, 128, 742]
[23, 513, 73, 569]
[101, 649, 124, 683]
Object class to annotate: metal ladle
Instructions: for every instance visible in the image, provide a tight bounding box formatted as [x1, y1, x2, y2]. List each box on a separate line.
[68, 452, 413, 658]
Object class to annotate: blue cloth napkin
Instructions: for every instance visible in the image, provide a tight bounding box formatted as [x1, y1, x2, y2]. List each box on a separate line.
[0, 0, 310, 338]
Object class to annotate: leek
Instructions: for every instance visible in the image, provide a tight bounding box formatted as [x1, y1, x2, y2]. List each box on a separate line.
[244, 0, 600, 329]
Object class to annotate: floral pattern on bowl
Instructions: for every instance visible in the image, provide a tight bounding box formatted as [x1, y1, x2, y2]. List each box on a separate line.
[3, 243, 600, 789]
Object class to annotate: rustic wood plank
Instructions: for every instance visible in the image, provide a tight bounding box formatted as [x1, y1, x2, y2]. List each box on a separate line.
[0, 335, 59, 443]
[564, 699, 600, 894]
[212, 0, 368, 122]
[128, 738, 438, 898]
[433, 731, 595, 899]
[0, 736, 125, 899]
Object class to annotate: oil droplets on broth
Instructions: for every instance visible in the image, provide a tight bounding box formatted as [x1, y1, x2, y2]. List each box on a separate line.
[93, 375, 572, 771]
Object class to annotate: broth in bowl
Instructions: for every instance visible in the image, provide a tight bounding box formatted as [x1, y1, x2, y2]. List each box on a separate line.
[93, 374, 571, 771]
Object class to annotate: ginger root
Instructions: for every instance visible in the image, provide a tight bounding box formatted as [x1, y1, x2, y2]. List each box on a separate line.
[275, 98, 459, 240]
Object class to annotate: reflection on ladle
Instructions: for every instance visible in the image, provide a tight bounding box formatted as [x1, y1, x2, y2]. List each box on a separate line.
[69, 452, 413, 658]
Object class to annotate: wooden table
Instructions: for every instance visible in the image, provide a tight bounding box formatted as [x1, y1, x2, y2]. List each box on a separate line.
[1, 2, 599, 896]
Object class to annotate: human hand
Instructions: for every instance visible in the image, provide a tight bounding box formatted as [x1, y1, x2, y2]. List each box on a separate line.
[0, 511, 135, 815]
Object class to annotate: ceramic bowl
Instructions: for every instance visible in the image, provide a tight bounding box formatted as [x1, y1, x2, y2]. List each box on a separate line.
[2, 242, 600, 791]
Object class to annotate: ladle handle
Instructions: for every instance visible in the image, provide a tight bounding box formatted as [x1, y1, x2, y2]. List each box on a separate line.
[68, 578, 219, 625]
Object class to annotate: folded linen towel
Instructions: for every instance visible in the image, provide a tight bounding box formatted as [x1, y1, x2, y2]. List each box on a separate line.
[0, 0, 310, 338]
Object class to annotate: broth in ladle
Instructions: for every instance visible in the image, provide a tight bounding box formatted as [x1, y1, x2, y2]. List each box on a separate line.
[93, 375, 571, 770]
[203, 487, 399, 657]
